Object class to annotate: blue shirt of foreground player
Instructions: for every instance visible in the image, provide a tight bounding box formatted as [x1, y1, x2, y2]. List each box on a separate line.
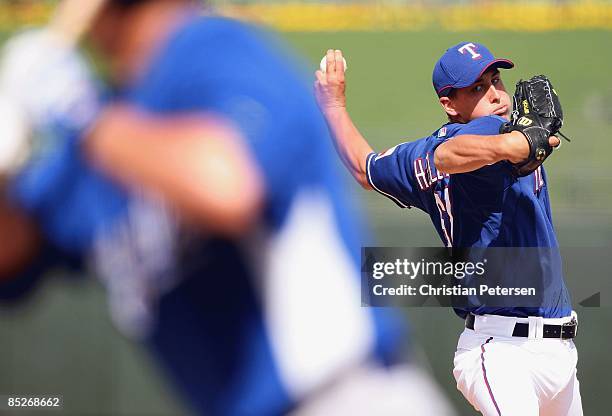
[4, 16, 407, 416]
[366, 115, 572, 319]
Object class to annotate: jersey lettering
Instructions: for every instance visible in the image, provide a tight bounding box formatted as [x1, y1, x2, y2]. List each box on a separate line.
[414, 158, 428, 190]
[434, 186, 454, 247]
[534, 166, 544, 194]
[427, 152, 446, 183]
[413, 153, 450, 191]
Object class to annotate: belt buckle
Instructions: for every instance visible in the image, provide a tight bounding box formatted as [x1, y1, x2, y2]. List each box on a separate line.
[561, 317, 577, 339]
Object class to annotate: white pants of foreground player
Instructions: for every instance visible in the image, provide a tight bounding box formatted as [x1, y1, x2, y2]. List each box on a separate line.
[454, 314, 583, 416]
[292, 362, 457, 415]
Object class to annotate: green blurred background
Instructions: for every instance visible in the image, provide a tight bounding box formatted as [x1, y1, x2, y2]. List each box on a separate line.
[1, 1, 611, 415]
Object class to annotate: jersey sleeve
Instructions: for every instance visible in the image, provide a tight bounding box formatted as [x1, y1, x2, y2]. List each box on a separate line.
[9, 134, 128, 254]
[365, 138, 445, 211]
[455, 115, 505, 136]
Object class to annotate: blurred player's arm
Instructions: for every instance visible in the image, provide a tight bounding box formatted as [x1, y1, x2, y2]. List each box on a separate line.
[0, 194, 42, 280]
[314, 50, 373, 190]
[85, 106, 264, 236]
[434, 132, 559, 174]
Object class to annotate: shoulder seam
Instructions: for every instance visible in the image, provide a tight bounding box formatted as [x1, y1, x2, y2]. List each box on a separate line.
[366, 153, 410, 209]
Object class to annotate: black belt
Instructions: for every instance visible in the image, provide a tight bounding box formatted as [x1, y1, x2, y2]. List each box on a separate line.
[465, 314, 577, 339]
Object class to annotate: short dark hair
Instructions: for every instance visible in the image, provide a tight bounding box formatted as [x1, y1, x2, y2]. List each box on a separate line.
[437, 87, 457, 99]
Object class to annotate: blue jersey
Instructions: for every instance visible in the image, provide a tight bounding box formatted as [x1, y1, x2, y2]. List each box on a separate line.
[4, 17, 406, 416]
[366, 115, 572, 318]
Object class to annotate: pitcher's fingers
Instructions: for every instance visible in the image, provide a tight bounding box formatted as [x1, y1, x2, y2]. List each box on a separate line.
[315, 70, 326, 84]
[335, 50, 345, 82]
[326, 49, 336, 78]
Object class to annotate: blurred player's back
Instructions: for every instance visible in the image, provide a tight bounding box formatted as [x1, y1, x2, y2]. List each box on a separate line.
[112, 16, 407, 414]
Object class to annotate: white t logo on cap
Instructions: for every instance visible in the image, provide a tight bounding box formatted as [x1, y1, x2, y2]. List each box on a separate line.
[458, 43, 481, 59]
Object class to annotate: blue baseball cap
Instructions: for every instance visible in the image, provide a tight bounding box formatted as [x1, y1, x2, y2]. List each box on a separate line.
[433, 42, 514, 97]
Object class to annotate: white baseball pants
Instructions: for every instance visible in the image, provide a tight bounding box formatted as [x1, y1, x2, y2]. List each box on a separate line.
[453, 314, 583, 416]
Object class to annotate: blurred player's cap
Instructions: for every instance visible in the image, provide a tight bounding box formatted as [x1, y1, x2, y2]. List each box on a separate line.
[433, 41, 514, 97]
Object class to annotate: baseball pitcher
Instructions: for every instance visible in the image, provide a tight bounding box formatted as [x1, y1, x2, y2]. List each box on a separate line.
[315, 43, 582, 415]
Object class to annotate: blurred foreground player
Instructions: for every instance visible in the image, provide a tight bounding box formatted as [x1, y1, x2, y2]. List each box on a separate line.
[0, 0, 455, 414]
